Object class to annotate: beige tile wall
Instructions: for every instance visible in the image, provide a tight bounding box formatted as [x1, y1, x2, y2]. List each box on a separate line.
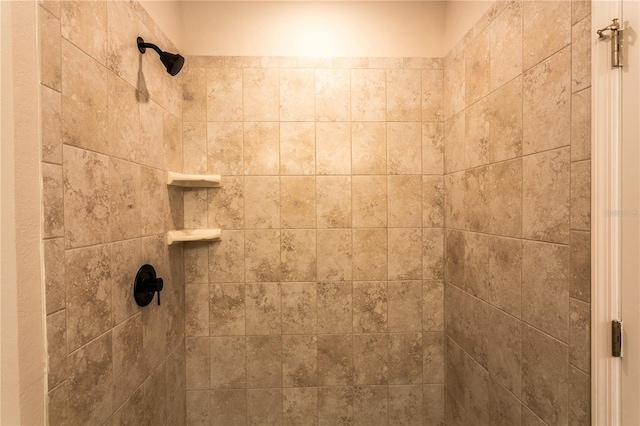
[39, 1, 186, 424]
[443, 1, 591, 425]
[182, 56, 446, 425]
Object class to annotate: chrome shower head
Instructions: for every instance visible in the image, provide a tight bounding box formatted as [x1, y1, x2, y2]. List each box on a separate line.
[137, 37, 184, 76]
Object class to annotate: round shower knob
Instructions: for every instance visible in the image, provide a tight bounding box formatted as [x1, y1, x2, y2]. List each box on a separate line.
[133, 264, 164, 307]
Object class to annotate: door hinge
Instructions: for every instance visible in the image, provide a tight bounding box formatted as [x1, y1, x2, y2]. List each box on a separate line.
[612, 320, 623, 357]
[597, 18, 623, 68]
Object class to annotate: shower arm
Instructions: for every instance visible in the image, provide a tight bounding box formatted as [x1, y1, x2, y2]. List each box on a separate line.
[137, 38, 163, 56]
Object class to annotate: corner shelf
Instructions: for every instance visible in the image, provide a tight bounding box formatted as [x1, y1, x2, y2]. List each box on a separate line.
[167, 171, 221, 188]
[167, 229, 221, 246]
[166, 171, 222, 245]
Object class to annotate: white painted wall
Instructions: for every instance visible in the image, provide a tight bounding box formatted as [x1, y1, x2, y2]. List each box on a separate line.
[444, 0, 493, 53]
[140, 0, 183, 50]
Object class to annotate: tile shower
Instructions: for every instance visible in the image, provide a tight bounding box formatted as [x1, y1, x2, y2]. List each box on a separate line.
[38, 1, 591, 425]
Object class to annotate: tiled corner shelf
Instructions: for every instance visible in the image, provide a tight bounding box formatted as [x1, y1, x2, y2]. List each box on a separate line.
[166, 171, 222, 245]
[167, 171, 221, 187]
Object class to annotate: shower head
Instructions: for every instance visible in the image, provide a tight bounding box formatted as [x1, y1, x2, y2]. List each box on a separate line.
[137, 37, 185, 76]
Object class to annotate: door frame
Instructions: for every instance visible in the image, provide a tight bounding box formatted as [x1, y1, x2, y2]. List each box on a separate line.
[592, 1, 623, 424]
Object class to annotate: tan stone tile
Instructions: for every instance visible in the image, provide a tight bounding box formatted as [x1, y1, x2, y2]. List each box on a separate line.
[108, 386, 144, 426]
[183, 188, 207, 229]
[490, 2, 523, 91]
[389, 385, 423, 425]
[246, 335, 282, 387]
[243, 122, 280, 175]
[61, 0, 107, 65]
[318, 335, 354, 385]
[186, 337, 209, 390]
[387, 175, 421, 228]
[207, 68, 242, 121]
[465, 31, 490, 106]
[318, 387, 354, 425]
[571, 88, 591, 161]
[316, 69, 350, 121]
[284, 388, 318, 426]
[183, 121, 207, 174]
[522, 403, 547, 426]
[207, 122, 243, 175]
[523, 0, 571, 70]
[281, 176, 316, 228]
[46, 311, 67, 391]
[246, 282, 281, 334]
[280, 122, 316, 175]
[163, 69, 183, 121]
[422, 69, 444, 122]
[569, 298, 590, 373]
[166, 186, 184, 233]
[523, 241, 570, 342]
[351, 69, 386, 121]
[423, 230, 444, 298]
[388, 281, 422, 333]
[211, 390, 246, 425]
[352, 229, 387, 281]
[465, 97, 489, 168]
[61, 41, 108, 154]
[41, 85, 62, 164]
[352, 175, 387, 228]
[522, 325, 569, 425]
[386, 69, 421, 121]
[281, 230, 317, 283]
[571, 230, 591, 302]
[248, 389, 283, 425]
[44, 238, 65, 314]
[109, 158, 140, 241]
[487, 307, 521, 397]
[369, 57, 403, 68]
[389, 333, 423, 385]
[283, 335, 318, 387]
[353, 386, 388, 426]
[317, 122, 351, 175]
[444, 50, 465, 120]
[42, 163, 64, 239]
[387, 122, 421, 175]
[389, 228, 422, 280]
[572, 0, 591, 24]
[106, 1, 138, 87]
[224, 56, 261, 67]
[243, 67, 279, 121]
[139, 99, 164, 169]
[39, 6, 61, 91]
[63, 147, 109, 248]
[464, 167, 490, 233]
[209, 230, 245, 283]
[112, 314, 144, 407]
[334, 57, 368, 68]
[282, 282, 317, 334]
[186, 390, 210, 425]
[422, 122, 444, 175]
[182, 67, 207, 121]
[423, 281, 444, 332]
[317, 176, 351, 229]
[423, 384, 444, 426]
[208, 176, 244, 229]
[317, 229, 352, 281]
[572, 16, 591, 93]
[353, 334, 389, 385]
[67, 332, 112, 425]
[261, 56, 296, 68]
[210, 336, 246, 388]
[569, 365, 590, 425]
[280, 69, 315, 121]
[489, 159, 522, 237]
[523, 147, 571, 244]
[423, 176, 444, 228]
[444, 230, 465, 288]
[352, 281, 387, 333]
[444, 113, 465, 174]
[186, 284, 208, 337]
[488, 76, 523, 163]
[488, 236, 522, 318]
[523, 47, 571, 155]
[110, 238, 142, 326]
[167, 345, 187, 424]
[244, 176, 279, 229]
[209, 283, 245, 336]
[571, 160, 591, 231]
[463, 232, 490, 300]
[297, 56, 332, 68]
[317, 281, 353, 334]
[163, 111, 182, 173]
[137, 23, 164, 105]
[352, 122, 386, 175]
[39, 0, 60, 18]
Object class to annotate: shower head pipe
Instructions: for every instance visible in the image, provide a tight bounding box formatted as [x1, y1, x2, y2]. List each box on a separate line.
[137, 36, 185, 76]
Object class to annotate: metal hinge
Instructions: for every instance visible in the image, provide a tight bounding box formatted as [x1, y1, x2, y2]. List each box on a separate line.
[612, 320, 623, 357]
[597, 18, 623, 68]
